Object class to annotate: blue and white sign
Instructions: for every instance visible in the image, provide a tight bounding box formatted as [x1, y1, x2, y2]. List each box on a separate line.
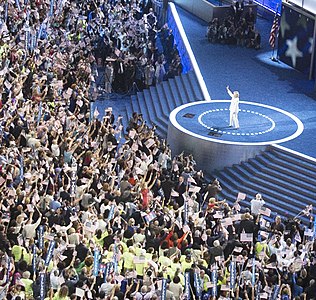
[44, 240, 55, 266]
[184, 272, 191, 300]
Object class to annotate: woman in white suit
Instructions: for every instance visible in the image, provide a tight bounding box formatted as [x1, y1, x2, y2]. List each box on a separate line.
[226, 85, 240, 129]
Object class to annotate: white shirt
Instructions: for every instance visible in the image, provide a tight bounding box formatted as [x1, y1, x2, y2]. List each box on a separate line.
[251, 198, 265, 215]
[22, 217, 41, 239]
[50, 268, 61, 290]
[169, 282, 183, 300]
[229, 96, 239, 114]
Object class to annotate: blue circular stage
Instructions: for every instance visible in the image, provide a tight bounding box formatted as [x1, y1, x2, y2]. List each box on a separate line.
[167, 101, 304, 172]
[169, 100, 303, 145]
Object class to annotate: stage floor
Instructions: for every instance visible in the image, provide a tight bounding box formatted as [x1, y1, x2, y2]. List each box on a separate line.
[170, 100, 304, 145]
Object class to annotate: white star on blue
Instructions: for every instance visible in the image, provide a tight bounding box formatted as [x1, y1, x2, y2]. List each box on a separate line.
[285, 36, 303, 67]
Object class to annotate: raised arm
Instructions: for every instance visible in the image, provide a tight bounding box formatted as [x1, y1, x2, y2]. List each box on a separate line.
[226, 85, 234, 98]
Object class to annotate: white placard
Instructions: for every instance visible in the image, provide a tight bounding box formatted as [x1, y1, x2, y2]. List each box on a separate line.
[233, 247, 243, 253]
[170, 190, 179, 197]
[259, 207, 271, 217]
[213, 211, 223, 219]
[232, 214, 242, 221]
[237, 192, 246, 200]
[221, 217, 233, 226]
[75, 288, 85, 298]
[304, 229, 314, 237]
[189, 185, 201, 193]
[240, 233, 253, 242]
[145, 138, 155, 148]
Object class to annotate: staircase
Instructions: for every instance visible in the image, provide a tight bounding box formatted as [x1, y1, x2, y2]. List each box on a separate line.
[212, 145, 316, 222]
[123, 70, 205, 138]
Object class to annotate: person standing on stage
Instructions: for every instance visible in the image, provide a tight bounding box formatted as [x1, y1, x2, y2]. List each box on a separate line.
[104, 61, 114, 97]
[227, 85, 240, 129]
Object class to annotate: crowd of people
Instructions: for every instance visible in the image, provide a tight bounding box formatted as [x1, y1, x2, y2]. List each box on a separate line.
[0, 0, 316, 300]
[207, 7, 261, 50]
[92, 2, 182, 94]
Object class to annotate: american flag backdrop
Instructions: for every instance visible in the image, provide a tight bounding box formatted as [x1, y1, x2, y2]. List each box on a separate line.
[277, 3, 315, 76]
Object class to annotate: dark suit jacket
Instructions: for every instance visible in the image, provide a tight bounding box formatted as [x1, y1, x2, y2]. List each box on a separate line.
[209, 245, 223, 265]
[238, 219, 255, 234]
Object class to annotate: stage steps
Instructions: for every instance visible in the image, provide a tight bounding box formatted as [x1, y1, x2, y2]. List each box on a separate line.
[125, 70, 205, 139]
[212, 145, 316, 223]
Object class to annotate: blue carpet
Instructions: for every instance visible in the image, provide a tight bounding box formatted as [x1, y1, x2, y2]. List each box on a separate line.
[176, 6, 316, 157]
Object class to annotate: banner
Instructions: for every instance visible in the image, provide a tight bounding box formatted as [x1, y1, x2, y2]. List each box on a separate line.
[161, 278, 167, 300]
[4, 1, 8, 24]
[272, 284, 280, 300]
[19, 155, 24, 181]
[15, 0, 21, 11]
[252, 258, 256, 286]
[103, 263, 108, 282]
[108, 204, 115, 221]
[255, 281, 261, 300]
[184, 272, 191, 300]
[44, 240, 55, 266]
[39, 272, 46, 300]
[38, 225, 44, 249]
[194, 271, 202, 300]
[32, 244, 37, 275]
[113, 241, 119, 274]
[103, 262, 114, 282]
[25, 29, 29, 54]
[229, 260, 236, 290]
[49, 0, 54, 16]
[30, 33, 36, 53]
[37, 22, 44, 41]
[211, 268, 217, 297]
[37, 101, 42, 125]
[6, 256, 10, 284]
[56, 0, 65, 15]
[70, 159, 77, 197]
[184, 198, 189, 225]
[93, 250, 100, 276]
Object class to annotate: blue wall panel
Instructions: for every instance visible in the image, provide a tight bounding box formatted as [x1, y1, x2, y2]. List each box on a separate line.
[254, 0, 281, 13]
[278, 3, 315, 75]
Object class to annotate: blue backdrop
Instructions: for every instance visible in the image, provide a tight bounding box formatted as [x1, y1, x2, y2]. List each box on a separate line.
[278, 3, 315, 76]
[254, 0, 281, 13]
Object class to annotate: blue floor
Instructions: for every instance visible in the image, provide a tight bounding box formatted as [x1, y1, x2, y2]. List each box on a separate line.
[176, 7, 316, 158]
[173, 101, 302, 143]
